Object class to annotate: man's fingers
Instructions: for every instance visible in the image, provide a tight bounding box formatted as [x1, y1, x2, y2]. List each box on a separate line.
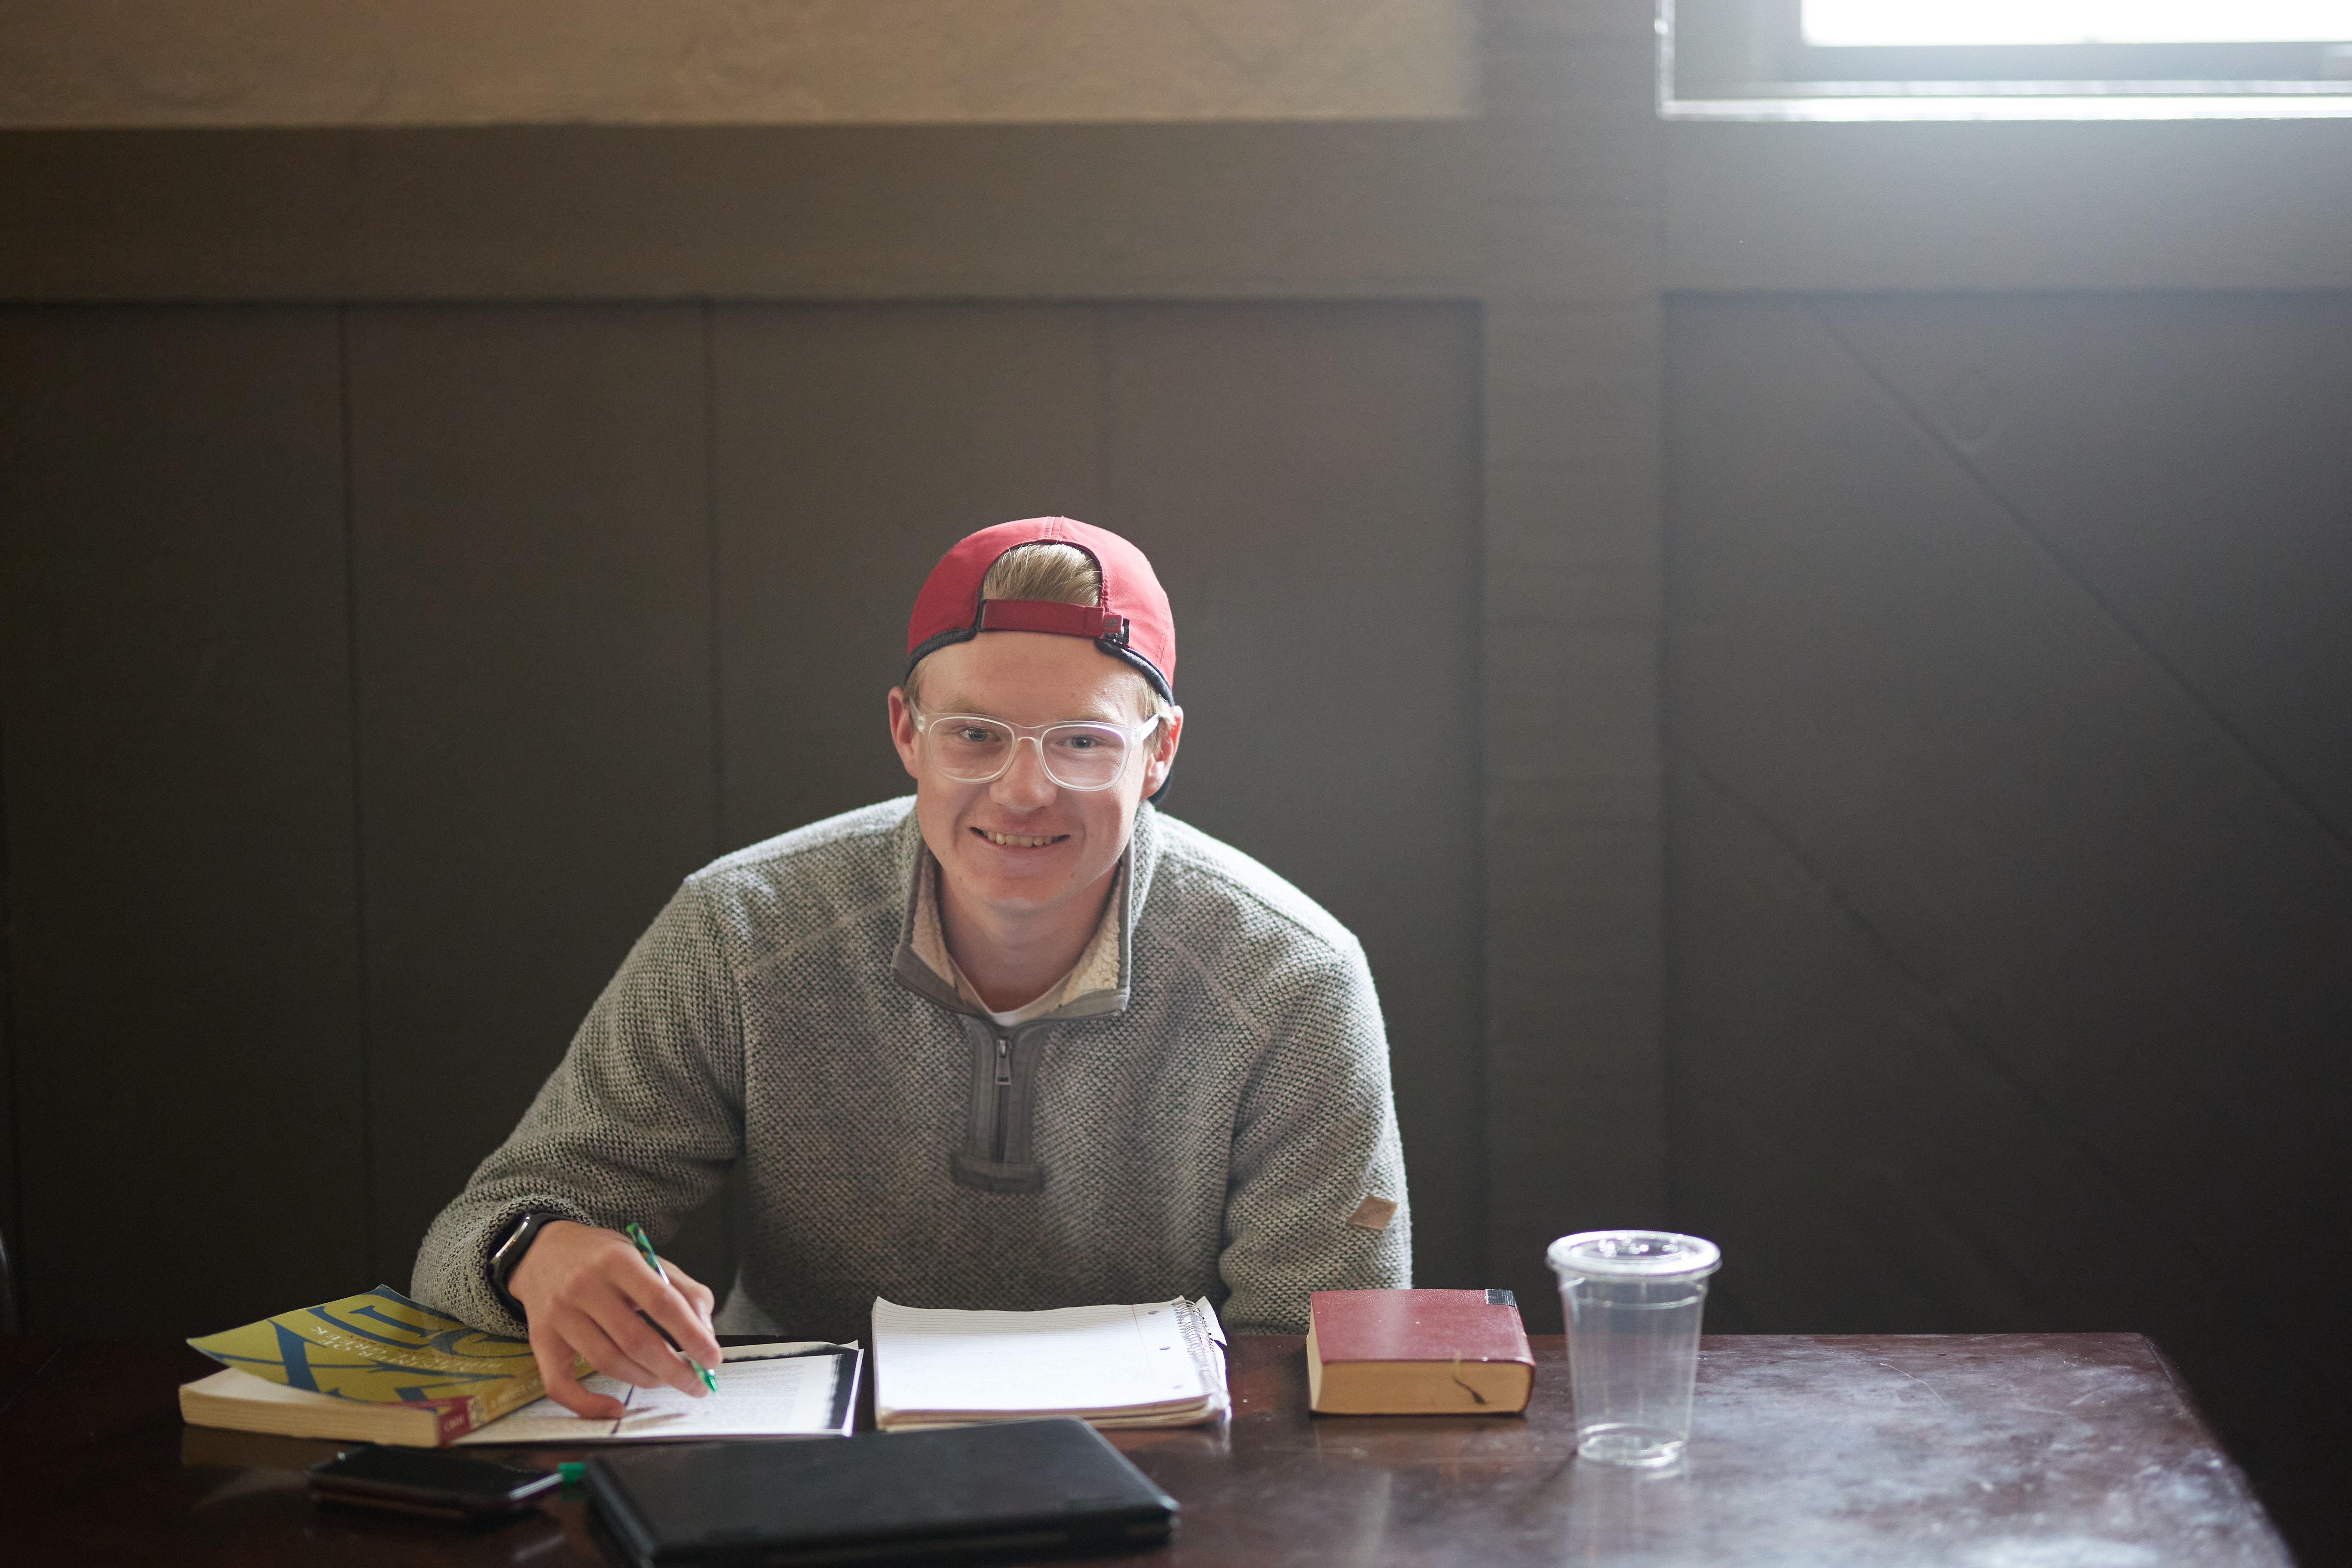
[506, 1222, 719, 1396]
[663, 1258, 720, 1323]
[629, 1308, 718, 1397]
[611, 1257, 722, 1373]
[561, 1301, 680, 1390]
[608, 1300, 715, 1398]
[574, 1282, 709, 1397]
[638, 1260, 724, 1369]
[530, 1330, 626, 1421]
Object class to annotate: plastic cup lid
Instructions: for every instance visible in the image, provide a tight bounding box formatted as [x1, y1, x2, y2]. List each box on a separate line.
[1546, 1230, 1722, 1280]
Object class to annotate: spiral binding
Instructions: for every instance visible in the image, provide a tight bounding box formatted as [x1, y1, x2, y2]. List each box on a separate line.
[1172, 1298, 1228, 1411]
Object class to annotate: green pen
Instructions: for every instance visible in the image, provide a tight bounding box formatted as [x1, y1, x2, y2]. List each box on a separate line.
[622, 1221, 719, 1395]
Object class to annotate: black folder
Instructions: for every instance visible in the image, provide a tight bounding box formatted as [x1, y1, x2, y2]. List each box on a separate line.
[585, 1417, 1178, 1566]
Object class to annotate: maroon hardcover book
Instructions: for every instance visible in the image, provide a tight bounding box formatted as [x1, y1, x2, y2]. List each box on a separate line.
[1306, 1289, 1535, 1414]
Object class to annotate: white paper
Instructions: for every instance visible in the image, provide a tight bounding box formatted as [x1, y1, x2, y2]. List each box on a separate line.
[872, 1298, 1216, 1421]
[458, 1341, 854, 1443]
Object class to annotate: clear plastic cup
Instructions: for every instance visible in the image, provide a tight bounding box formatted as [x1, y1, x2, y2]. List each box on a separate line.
[1547, 1231, 1722, 1468]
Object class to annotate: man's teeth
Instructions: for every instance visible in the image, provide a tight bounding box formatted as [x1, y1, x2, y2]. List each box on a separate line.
[983, 830, 1057, 848]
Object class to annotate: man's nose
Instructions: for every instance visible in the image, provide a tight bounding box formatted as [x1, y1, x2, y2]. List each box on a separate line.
[991, 736, 1058, 807]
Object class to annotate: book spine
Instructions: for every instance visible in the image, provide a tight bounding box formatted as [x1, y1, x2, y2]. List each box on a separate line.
[476, 1366, 553, 1422]
[456, 1367, 554, 1439]
[416, 1367, 552, 1445]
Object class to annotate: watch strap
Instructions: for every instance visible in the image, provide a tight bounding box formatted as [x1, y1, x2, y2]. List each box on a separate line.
[487, 1210, 566, 1320]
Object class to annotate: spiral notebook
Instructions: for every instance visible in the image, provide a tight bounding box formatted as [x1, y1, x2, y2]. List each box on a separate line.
[870, 1297, 1227, 1430]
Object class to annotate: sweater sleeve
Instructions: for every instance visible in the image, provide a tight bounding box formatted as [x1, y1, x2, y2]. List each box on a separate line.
[1214, 939, 1412, 1335]
[408, 878, 747, 1335]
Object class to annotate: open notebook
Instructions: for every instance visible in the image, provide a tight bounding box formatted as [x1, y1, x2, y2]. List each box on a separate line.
[178, 1340, 858, 1446]
[871, 1298, 1227, 1431]
[456, 1342, 859, 1443]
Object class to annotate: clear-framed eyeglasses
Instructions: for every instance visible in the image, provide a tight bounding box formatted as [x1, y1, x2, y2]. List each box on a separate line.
[912, 707, 1164, 792]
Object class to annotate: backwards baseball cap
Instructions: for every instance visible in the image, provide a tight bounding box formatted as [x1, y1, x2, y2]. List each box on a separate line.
[904, 517, 1176, 702]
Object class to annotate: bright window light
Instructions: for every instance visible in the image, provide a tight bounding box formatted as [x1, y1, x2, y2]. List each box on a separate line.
[1802, 2, 2352, 47]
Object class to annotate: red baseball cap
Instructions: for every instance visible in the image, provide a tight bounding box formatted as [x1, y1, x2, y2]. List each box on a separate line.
[904, 517, 1176, 702]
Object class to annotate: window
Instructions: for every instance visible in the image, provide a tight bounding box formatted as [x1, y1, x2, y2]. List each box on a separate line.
[1664, 0, 2352, 119]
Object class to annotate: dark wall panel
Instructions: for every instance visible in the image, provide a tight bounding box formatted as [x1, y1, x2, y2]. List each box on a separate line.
[1102, 304, 1485, 1292]
[0, 307, 364, 1332]
[713, 305, 1104, 848]
[1817, 294, 2352, 850]
[346, 306, 716, 1286]
[1667, 757, 2349, 1502]
[1665, 293, 2352, 1543]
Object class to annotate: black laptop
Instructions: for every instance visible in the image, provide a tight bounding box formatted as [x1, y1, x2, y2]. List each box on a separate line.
[585, 1417, 1178, 1566]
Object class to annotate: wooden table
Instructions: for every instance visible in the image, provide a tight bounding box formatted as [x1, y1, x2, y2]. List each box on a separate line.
[3, 1332, 2291, 1566]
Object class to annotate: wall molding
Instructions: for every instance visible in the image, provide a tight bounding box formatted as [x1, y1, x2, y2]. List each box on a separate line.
[8, 116, 2350, 304]
[0, 123, 1479, 302]
[1665, 119, 2352, 293]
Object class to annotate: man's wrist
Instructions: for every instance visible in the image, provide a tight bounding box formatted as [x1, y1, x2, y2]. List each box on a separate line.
[487, 1211, 567, 1319]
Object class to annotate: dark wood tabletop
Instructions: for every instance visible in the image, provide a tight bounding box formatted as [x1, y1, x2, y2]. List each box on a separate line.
[2, 1331, 2291, 1566]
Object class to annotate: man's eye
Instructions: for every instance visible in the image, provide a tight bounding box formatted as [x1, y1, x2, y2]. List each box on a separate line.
[953, 726, 1001, 744]
[1059, 735, 1102, 751]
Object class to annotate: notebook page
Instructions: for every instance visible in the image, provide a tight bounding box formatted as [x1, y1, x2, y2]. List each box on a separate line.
[459, 1343, 850, 1442]
[873, 1299, 1209, 1416]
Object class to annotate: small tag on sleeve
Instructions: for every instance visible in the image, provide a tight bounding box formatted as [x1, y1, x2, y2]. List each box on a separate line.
[1345, 1195, 1399, 1231]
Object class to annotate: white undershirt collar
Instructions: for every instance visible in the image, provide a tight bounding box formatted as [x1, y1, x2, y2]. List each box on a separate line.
[910, 856, 1125, 1025]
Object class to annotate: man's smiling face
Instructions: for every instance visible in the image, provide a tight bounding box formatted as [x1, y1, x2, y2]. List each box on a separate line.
[889, 631, 1179, 925]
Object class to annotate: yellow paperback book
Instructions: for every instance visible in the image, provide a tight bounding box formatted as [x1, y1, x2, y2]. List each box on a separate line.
[182, 1285, 551, 1446]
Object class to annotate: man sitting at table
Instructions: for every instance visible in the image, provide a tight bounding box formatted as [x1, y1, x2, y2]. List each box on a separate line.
[411, 516, 1412, 1417]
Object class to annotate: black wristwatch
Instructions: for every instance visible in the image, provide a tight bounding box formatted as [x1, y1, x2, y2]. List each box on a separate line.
[487, 1211, 567, 1318]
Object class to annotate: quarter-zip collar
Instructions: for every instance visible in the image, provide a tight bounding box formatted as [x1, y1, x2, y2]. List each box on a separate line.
[889, 800, 1161, 1022]
[910, 856, 1122, 1024]
[888, 802, 1165, 1194]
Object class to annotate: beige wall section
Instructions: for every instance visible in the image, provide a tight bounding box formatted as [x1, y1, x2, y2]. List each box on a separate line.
[0, 0, 1476, 126]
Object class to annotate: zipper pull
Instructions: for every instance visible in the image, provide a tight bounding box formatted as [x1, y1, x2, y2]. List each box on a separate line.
[995, 1034, 1012, 1086]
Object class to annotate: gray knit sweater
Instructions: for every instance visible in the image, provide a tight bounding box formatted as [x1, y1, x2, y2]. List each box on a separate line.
[410, 799, 1411, 1341]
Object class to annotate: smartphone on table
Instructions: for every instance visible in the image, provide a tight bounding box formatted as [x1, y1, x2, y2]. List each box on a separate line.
[308, 1445, 561, 1522]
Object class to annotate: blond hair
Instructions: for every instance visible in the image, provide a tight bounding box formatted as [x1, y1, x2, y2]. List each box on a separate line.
[903, 542, 1171, 720]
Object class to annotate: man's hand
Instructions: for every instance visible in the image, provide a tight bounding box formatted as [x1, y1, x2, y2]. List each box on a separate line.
[507, 1220, 723, 1419]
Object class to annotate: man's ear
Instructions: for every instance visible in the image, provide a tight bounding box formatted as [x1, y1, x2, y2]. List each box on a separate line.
[888, 687, 922, 781]
[1146, 706, 1184, 790]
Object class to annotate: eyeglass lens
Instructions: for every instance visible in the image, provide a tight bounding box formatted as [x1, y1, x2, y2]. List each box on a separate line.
[928, 718, 1134, 789]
